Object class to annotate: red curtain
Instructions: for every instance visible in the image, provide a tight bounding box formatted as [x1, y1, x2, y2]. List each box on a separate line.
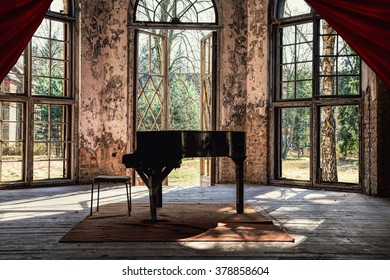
[0, 0, 53, 82]
[305, 0, 390, 88]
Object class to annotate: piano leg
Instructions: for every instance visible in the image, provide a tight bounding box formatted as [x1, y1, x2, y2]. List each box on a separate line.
[148, 176, 158, 223]
[156, 183, 163, 208]
[232, 156, 246, 214]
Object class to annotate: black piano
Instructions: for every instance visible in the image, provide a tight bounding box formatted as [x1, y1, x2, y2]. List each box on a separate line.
[122, 130, 246, 222]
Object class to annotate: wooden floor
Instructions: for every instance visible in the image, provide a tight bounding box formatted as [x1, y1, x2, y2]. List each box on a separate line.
[0, 183, 390, 260]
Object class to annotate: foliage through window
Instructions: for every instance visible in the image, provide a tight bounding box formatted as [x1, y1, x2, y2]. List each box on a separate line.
[0, 0, 74, 185]
[135, 0, 217, 24]
[272, 0, 361, 188]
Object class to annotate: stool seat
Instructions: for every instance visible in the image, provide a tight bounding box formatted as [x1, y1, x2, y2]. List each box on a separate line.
[94, 175, 131, 183]
[90, 175, 131, 216]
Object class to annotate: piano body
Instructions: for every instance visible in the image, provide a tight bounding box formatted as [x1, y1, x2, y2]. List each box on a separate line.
[122, 130, 246, 222]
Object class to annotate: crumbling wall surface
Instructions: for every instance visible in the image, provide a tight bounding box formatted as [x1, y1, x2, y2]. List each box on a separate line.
[362, 62, 390, 197]
[362, 63, 378, 195]
[79, 0, 129, 182]
[218, 0, 269, 184]
[245, 0, 268, 184]
[360, 62, 390, 198]
[218, 0, 248, 183]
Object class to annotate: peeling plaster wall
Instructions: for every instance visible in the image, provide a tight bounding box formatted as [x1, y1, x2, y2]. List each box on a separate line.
[362, 63, 378, 195]
[362, 62, 390, 197]
[77, 0, 270, 185]
[79, 0, 129, 182]
[218, 0, 248, 183]
[218, 0, 269, 184]
[245, 0, 269, 184]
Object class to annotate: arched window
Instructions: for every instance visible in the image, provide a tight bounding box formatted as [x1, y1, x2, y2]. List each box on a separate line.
[135, 0, 217, 24]
[131, 0, 218, 186]
[49, 0, 68, 14]
[0, 1, 76, 186]
[277, 0, 311, 18]
[270, 0, 361, 189]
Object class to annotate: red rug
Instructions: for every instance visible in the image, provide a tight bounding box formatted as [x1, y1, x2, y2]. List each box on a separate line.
[60, 203, 294, 242]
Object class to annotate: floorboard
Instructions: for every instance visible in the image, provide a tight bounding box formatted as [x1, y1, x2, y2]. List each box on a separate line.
[0, 184, 390, 259]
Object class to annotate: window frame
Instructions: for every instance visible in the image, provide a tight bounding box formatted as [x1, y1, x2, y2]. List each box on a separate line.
[134, 0, 219, 25]
[0, 1, 76, 187]
[269, 1, 362, 190]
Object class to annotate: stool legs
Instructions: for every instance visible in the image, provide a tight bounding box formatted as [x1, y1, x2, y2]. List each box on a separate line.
[125, 182, 131, 216]
[97, 182, 101, 212]
[90, 180, 131, 216]
[90, 182, 94, 216]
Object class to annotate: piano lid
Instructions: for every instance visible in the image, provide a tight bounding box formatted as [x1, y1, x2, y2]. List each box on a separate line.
[122, 130, 246, 168]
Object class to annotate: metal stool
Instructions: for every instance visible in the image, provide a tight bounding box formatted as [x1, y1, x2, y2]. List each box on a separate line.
[90, 175, 131, 216]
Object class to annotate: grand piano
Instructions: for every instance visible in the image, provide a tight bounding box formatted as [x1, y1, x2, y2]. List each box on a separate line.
[122, 130, 246, 222]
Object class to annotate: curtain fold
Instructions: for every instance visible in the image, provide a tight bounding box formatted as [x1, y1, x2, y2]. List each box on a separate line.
[305, 0, 390, 87]
[0, 0, 53, 82]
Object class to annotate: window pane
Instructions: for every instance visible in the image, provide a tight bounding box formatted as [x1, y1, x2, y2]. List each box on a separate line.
[280, 107, 310, 180]
[0, 55, 24, 95]
[338, 76, 359, 95]
[32, 38, 50, 57]
[2, 142, 23, 161]
[33, 161, 49, 180]
[34, 104, 49, 121]
[280, 81, 295, 99]
[296, 23, 313, 43]
[279, 23, 313, 100]
[51, 61, 65, 78]
[51, 124, 64, 141]
[297, 62, 312, 80]
[337, 56, 360, 75]
[1, 162, 23, 182]
[281, 26, 295, 45]
[51, 21, 65, 40]
[282, 45, 295, 63]
[51, 79, 65, 96]
[34, 123, 49, 141]
[338, 37, 356, 56]
[32, 58, 50, 76]
[135, 0, 216, 23]
[35, 19, 50, 38]
[32, 104, 71, 181]
[2, 123, 23, 141]
[150, 37, 164, 75]
[32, 19, 70, 97]
[320, 105, 359, 184]
[50, 161, 67, 179]
[2, 103, 23, 121]
[50, 0, 67, 14]
[50, 143, 65, 159]
[319, 57, 336, 76]
[296, 42, 312, 62]
[281, 0, 311, 18]
[318, 20, 360, 96]
[52, 41, 66, 59]
[281, 64, 295, 81]
[34, 143, 49, 160]
[0, 102, 25, 182]
[51, 106, 64, 122]
[296, 80, 312, 98]
[32, 77, 50, 95]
